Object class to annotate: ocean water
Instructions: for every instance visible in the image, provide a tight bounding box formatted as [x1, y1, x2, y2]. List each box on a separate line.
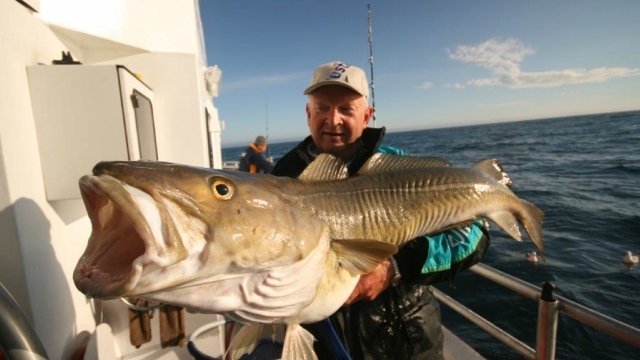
[222, 110, 640, 359]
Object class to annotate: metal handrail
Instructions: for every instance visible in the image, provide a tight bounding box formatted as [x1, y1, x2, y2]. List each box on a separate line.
[434, 263, 640, 360]
[120, 297, 165, 312]
[0, 282, 49, 360]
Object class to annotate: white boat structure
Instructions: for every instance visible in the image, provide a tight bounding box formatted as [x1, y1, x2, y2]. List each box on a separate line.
[1, 0, 227, 359]
[2, 1, 640, 360]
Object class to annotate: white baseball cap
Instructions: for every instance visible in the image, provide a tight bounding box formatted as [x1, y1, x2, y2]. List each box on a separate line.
[303, 61, 369, 99]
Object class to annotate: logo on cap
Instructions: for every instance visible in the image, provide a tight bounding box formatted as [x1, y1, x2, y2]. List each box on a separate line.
[328, 63, 351, 81]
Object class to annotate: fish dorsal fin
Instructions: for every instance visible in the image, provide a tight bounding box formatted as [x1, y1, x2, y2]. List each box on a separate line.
[473, 159, 513, 188]
[281, 323, 317, 360]
[299, 154, 348, 181]
[330, 239, 398, 275]
[358, 153, 452, 175]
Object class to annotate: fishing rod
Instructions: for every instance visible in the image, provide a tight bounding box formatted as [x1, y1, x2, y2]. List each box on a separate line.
[367, 4, 376, 128]
[265, 103, 270, 159]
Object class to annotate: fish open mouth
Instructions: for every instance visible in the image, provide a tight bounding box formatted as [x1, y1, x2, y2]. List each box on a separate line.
[73, 175, 158, 298]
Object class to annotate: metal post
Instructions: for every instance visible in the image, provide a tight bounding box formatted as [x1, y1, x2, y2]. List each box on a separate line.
[536, 281, 559, 360]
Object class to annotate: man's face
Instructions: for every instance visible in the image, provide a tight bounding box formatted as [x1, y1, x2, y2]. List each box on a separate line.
[306, 85, 373, 156]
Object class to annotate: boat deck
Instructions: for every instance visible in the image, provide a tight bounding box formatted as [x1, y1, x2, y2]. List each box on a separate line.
[443, 326, 485, 360]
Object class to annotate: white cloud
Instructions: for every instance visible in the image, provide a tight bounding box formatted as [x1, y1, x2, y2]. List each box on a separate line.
[418, 82, 433, 89]
[447, 38, 640, 88]
[444, 83, 466, 90]
[448, 38, 535, 74]
[223, 72, 306, 91]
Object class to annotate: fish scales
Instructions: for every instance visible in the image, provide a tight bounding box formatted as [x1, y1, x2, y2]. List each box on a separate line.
[281, 166, 526, 246]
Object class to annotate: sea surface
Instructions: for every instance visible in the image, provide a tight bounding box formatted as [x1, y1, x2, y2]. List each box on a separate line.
[223, 110, 640, 360]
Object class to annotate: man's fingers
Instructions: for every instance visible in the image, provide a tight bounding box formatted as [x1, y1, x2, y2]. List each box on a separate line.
[345, 292, 358, 305]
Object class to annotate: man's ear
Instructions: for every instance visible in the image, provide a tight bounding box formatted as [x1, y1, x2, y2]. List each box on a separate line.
[364, 105, 374, 127]
[306, 103, 312, 125]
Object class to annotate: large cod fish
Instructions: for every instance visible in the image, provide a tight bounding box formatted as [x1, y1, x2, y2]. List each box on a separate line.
[73, 153, 544, 359]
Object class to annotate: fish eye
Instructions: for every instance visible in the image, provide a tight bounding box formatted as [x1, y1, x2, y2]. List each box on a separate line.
[211, 179, 234, 200]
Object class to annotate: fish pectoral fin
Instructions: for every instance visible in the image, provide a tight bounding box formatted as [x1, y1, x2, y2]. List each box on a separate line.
[282, 323, 317, 360]
[487, 211, 523, 242]
[331, 239, 398, 275]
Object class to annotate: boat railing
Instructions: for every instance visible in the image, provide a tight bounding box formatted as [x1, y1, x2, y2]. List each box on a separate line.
[222, 160, 240, 171]
[1, 281, 49, 360]
[433, 263, 640, 360]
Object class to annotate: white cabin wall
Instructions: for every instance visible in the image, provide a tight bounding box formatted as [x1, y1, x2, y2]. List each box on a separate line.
[206, 102, 225, 169]
[123, 0, 201, 54]
[22, 0, 40, 12]
[38, 0, 200, 54]
[0, 1, 98, 359]
[0, 0, 222, 359]
[37, 1, 127, 42]
[0, 142, 30, 318]
[193, 2, 224, 169]
[36, 0, 223, 168]
[1, 0, 225, 358]
[98, 52, 210, 166]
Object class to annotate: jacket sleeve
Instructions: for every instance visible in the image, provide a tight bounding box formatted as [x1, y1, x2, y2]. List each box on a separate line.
[393, 220, 490, 285]
[251, 153, 275, 173]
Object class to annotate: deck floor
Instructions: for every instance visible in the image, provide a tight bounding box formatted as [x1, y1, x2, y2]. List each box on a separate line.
[443, 326, 485, 360]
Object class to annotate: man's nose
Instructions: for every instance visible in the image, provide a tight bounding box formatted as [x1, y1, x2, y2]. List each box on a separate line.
[326, 108, 342, 126]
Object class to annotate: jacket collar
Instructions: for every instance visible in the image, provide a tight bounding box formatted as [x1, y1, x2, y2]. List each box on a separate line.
[282, 126, 386, 176]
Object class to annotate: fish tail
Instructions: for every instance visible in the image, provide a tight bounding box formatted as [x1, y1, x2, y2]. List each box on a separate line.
[519, 199, 545, 262]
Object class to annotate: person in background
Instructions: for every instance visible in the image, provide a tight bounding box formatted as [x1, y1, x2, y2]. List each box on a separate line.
[270, 61, 491, 359]
[239, 135, 274, 173]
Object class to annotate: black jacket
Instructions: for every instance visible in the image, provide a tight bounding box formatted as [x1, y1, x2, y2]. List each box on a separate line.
[272, 127, 490, 360]
[239, 144, 274, 173]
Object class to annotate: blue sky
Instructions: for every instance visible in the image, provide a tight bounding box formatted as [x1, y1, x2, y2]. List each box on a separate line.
[199, 1, 640, 147]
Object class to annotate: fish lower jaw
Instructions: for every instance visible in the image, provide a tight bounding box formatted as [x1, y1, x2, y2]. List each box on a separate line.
[74, 258, 149, 299]
[74, 262, 139, 298]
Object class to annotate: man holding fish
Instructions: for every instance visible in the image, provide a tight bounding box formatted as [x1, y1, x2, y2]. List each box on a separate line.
[74, 61, 544, 360]
[269, 61, 492, 359]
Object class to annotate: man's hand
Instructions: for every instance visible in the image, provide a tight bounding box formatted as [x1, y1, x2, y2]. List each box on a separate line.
[344, 259, 394, 305]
